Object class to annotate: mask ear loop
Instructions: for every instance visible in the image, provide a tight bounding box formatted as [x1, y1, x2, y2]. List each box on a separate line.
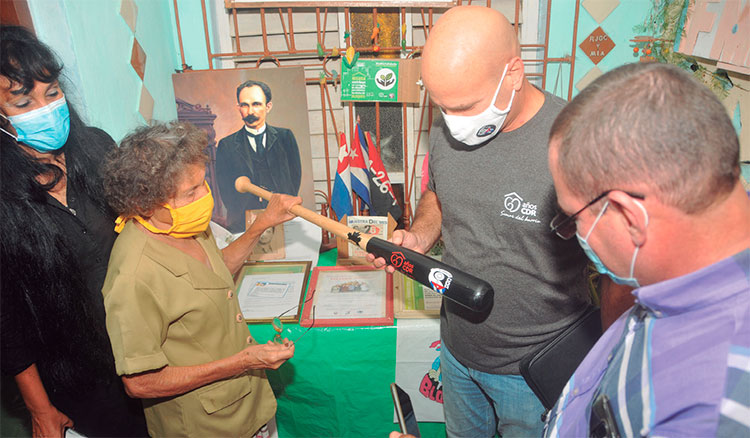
[582, 201, 610, 241]
[132, 206, 180, 235]
[627, 200, 649, 280]
[488, 63, 509, 107]
[0, 114, 18, 141]
[492, 62, 516, 114]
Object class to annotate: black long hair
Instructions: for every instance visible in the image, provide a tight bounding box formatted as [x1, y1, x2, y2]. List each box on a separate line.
[0, 25, 117, 393]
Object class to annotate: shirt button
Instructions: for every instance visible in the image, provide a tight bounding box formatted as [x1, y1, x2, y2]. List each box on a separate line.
[227, 289, 234, 299]
[607, 353, 613, 362]
[236, 313, 244, 323]
[654, 311, 663, 318]
[572, 388, 579, 395]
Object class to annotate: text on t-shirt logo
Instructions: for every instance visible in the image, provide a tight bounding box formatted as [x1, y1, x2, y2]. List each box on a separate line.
[500, 192, 541, 224]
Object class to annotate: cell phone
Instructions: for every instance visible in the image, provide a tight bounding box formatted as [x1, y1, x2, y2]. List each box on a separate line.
[589, 393, 621, 438]
[391, 382, 421, 437]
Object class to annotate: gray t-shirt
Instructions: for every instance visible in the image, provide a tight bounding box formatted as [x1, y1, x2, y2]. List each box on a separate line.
[428, 90, 590, 375]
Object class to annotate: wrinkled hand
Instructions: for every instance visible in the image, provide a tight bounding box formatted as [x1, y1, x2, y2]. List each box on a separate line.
[241, 341, 295, 370]
[259, 194, 301, 229]
[30, 405, 72, 438]
[366, 230, 425, 274]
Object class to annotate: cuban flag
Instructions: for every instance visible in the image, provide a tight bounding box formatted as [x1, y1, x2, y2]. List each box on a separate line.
[331, 132, 353, 219]
[350, 124, 372, 209]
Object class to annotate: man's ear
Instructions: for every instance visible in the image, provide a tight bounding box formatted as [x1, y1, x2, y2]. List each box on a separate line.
[266, 101, 273, 113]
[508, 56, 524, 91]
[608, 191, 648, 247]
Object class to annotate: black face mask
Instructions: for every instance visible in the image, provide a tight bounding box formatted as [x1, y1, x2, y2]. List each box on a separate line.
[243, 114, 259, 124]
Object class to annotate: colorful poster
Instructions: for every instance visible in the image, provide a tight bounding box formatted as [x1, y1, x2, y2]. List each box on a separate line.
[342, 59, 400, 102]
[395, 319, 444, 423]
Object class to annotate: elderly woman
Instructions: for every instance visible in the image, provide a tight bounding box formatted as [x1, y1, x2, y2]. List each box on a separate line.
[0, 25, 147, 437]
[101, 121, 299, 437]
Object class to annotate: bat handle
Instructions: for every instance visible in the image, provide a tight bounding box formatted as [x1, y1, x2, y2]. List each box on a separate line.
[365, 237, 493, 312]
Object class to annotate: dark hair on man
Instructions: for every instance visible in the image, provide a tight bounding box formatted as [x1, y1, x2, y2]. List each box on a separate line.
[102, 121, 209, 217]
[550, 62, 739, 214]
[236, 79, 272, 103]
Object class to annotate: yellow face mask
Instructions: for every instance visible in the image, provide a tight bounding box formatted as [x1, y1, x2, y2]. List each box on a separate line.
[115, 181, 214, 238]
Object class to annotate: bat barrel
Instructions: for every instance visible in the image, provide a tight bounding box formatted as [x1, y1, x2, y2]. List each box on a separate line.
[366, 237, 493, 312]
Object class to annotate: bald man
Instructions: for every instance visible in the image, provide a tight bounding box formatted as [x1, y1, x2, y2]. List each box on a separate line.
[372, 6, 594, 436]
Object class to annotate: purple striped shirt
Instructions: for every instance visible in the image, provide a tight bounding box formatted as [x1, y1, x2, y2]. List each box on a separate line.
[544, 249, 750, 437]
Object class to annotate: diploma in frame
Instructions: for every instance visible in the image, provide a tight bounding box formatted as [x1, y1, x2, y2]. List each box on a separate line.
[393, 272, 442, 319]
[234, 261, 312, 323]
[301, 266, 393, 327]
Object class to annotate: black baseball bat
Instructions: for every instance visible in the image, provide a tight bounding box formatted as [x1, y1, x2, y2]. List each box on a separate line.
[235, 176, 494, 312]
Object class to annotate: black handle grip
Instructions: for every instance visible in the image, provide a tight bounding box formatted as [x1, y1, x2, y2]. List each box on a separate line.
[366, 237, 494, 312]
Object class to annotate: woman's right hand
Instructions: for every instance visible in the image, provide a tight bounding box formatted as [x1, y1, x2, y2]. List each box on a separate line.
[240, 341, 295, 370]
[258, 194, 301, 229]
[30, 405, 73, 438]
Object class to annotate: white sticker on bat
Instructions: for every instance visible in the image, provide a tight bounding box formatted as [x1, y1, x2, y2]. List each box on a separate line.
[428, 268, 453, 294]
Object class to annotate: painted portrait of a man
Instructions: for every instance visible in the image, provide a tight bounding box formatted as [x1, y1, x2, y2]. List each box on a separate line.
[172, 67, 314, 234]
[215, 80, 302, 232]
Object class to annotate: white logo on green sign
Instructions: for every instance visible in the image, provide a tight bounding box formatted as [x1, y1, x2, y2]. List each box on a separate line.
[375, 68, 396, 90]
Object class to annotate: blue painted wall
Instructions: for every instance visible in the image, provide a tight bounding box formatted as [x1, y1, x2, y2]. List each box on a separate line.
[546, 0, 652, 98]
[170, 0, 217, 71]
[28, 0, 180, 141]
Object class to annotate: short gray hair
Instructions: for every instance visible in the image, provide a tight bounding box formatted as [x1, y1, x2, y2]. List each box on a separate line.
[102, 121, 209, 217]
[550, 62, 739, 214]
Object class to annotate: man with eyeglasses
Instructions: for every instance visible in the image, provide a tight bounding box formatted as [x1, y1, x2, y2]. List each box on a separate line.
[544, 62, 750, 437]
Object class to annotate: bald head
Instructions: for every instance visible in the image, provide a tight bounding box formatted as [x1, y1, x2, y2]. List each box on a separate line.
[422, 6, 520, 112]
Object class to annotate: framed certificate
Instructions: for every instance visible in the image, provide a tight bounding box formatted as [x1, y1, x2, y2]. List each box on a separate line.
[300, 266, 393, 327]
[393, 271, 442, 319]
[234, 261, 312, 323]
[245, 210, 286, 261]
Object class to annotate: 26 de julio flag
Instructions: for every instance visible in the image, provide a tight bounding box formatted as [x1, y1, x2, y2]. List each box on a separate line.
[331, 132, 353, 219]
[359, 127, 403, 220]
[349, 124, 372, 209]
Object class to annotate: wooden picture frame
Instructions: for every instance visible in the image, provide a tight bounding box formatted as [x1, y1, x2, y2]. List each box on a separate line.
[234, 261, 312, 323]
[392, 271, 442, 319]
[335, 214, 397, 265]
[245, 209, 286, 261]
[300, 265, 393, 327]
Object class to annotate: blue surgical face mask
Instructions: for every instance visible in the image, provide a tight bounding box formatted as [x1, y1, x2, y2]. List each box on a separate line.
[441, 63, 516, 146]
[0, 97, 71, 153]
[576, 200, 649, 288]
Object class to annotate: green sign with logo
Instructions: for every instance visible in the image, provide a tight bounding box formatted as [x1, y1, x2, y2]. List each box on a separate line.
[341, 59, 399, 102]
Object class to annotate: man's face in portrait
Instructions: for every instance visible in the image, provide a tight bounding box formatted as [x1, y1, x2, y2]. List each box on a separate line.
[238, 85, 272, 130]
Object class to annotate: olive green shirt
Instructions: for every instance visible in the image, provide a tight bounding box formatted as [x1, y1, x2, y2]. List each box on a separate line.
[102, 221, 276, 437]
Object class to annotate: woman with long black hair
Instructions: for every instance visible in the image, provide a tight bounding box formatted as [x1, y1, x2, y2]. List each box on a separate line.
[0, 25, 147, 437]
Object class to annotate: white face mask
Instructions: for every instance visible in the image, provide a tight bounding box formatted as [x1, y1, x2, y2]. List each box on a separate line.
[441, 63, 515, 146]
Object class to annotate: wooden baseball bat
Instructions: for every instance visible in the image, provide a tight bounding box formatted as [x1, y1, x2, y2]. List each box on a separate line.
[235, 176, 494, 312]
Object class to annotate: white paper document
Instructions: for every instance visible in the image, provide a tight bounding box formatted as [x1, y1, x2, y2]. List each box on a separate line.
[237, 273, 306, 319]
[314, 270, 386, 319]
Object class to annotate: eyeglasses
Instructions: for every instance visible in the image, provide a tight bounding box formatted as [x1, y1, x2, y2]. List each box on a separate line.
[271, 305, 316, 345]
[550, 190, 645, 240]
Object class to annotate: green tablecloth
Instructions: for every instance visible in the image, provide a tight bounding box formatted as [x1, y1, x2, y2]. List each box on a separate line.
[249, 249, 446, 437]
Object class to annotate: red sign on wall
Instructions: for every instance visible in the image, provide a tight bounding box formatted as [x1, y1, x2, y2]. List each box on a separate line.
[580, 27, 615, 64]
